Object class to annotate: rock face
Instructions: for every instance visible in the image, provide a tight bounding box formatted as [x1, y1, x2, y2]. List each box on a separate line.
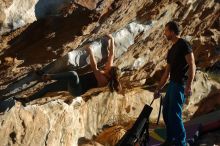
[0, 0, 105, 34]
[0, 0, 67, 34]
[0, 0, 220, 145]
[0, 71, 219, 146]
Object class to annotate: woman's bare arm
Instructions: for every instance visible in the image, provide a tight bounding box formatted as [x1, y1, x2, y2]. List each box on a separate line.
[104, 34, 114, 72]
[86, 45, 110, 86]
[86, 46, 99, 72]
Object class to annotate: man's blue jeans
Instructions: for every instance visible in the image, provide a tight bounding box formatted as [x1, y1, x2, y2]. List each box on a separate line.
[163, 80, 186, 146]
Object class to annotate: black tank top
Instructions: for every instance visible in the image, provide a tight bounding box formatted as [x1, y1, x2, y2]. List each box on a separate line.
[79, 72, 98, 92]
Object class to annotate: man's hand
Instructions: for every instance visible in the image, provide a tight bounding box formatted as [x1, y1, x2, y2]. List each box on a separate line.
[185, 97, 190, 105]
[184, 85, 192, 105]
[154, 89, 161, 99]
[184, 85, 192, 97]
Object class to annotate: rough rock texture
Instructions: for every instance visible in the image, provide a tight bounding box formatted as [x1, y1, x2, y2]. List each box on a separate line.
[192, 89, 220, 118]
[0, 71, 219, 146]
[0, 88, 155, 146]
[0, 0, 220, 145]
[0, 0, 106, 34]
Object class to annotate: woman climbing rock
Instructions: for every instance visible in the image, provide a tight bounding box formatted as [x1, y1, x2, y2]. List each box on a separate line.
[15, 34, 122, 105]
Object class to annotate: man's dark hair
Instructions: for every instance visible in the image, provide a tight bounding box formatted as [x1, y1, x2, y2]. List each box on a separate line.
[165, 21, 180, 35]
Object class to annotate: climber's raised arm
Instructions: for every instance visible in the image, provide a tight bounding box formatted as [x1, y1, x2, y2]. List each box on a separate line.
[86, 46, 99, 72]
[86, 45, 109, 87]
[104, 34, 114, 73]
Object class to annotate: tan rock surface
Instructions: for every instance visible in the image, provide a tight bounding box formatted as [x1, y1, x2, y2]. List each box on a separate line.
[0, 0, 220, 145]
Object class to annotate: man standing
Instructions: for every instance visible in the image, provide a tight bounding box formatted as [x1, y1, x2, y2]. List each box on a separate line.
[154, 21, 196, 146]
